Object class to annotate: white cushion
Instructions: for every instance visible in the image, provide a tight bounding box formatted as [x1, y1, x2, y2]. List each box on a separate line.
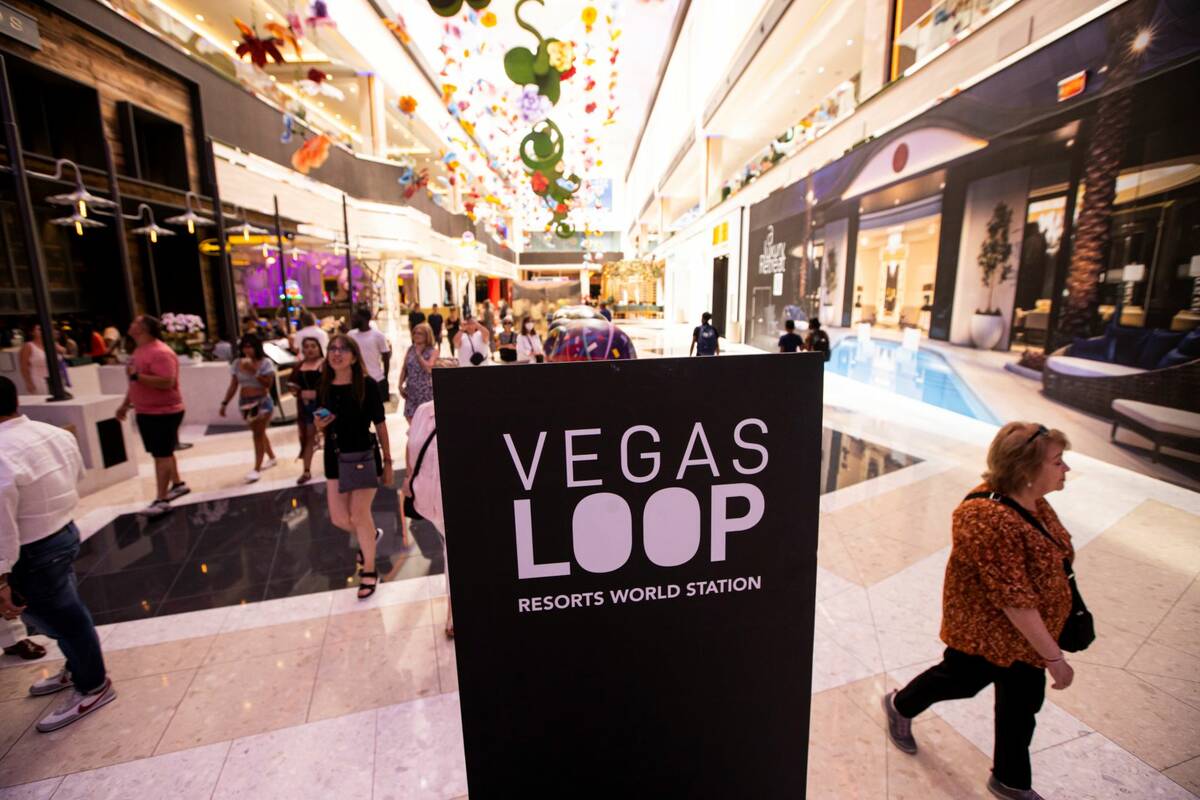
[1112, 400, 1200, 439]
[1046, 355, 1145, 378]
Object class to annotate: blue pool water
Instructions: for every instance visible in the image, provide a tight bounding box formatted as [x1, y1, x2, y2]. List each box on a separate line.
[826, 338, 1000, 424]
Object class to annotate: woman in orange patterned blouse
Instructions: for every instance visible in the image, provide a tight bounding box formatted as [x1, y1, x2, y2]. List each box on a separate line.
[883, 422, 1076, 800]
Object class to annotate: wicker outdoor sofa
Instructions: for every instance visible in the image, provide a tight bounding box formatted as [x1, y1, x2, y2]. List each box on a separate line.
[1042, 348, 1200, 419]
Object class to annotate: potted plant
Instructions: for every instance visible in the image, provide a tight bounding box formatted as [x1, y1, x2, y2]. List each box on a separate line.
[161, 312, 206, 360]
[970, 201, 1014, 349]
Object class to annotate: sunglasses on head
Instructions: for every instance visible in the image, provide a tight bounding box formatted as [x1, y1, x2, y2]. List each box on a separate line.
[1025, 424, 1048, 445]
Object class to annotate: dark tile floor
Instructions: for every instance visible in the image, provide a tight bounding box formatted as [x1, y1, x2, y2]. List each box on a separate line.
[76, 477, 444, 626]
[76, 428, 918, 625]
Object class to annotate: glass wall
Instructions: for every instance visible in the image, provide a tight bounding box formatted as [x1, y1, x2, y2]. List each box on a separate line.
[891, 0, 1012, 80]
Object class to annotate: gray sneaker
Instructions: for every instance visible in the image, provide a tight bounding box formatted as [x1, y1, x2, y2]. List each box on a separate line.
[165, 482, 190, 501]
[29, 668, 73, 696]
[883, 690, 918, 754]
[987, 775, 1044, 800]
[139, 499, 171, 517]
[35, 678, 117, 732]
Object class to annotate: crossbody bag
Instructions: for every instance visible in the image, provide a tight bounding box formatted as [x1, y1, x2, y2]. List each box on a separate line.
[965, 491, 1095, 652]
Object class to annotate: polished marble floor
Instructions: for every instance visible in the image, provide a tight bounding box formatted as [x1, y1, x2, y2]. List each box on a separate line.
[0, 323, 1196, 799]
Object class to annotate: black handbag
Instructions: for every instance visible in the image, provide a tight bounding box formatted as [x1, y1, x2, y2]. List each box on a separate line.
[404, 427, 437, 520]
[965, 491, 1095, 652]
[465, 336, 485, 366]
[336, 432, 381, 494]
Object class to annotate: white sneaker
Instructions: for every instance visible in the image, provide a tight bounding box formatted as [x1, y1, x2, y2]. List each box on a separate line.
[261, 458, 277, 471]
[138, 499, 171, 517]
[36, 679, 117, 733]
[29, 668, 73, 696]
[244, 470, 261, 483]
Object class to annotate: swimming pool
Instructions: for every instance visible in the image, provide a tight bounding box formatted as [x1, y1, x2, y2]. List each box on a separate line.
[826, 338, 1000, 424]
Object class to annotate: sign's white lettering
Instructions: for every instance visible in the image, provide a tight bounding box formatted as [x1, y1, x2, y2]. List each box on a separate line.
[758, 225, 787, 275]
[508, 420, 770, 579]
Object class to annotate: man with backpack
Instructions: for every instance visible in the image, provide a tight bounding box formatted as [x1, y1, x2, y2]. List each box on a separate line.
[690, 312, 720, 357]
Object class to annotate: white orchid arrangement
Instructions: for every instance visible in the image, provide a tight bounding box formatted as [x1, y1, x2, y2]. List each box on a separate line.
[161, 312, 206, 334]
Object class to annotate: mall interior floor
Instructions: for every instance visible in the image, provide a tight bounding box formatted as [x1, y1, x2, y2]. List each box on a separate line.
[0, 324, 1196, 799]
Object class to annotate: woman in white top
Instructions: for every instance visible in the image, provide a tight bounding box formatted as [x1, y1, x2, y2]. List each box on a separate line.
[401, 399, 451, 636]
[516, 316, 545, 364]
[19, 324, 66, 394]
[453, 315, 491, 367]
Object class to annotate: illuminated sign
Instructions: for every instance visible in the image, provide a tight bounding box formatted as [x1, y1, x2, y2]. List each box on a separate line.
[1057, 71, 1087, 102]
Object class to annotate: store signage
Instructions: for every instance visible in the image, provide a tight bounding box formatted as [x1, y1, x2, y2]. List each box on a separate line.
[0, 2, 39, 50]
[758, 224, 787, 274]
[841, 127, 987, 200]
[1057, 70, 1087, 102]
[433, 354, 823, 796]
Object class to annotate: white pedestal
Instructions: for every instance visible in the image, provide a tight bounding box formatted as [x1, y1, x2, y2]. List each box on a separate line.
[20, 394, 137, 497]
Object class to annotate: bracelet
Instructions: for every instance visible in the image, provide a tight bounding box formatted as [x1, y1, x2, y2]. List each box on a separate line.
[383, 458, 393, 463]
[1044, 654, 1064, 663]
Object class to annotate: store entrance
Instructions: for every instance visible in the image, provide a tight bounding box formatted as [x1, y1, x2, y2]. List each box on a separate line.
[851, 196, 942, 332]
[1010, 193, 1066, 347]
[711, 256, 729, 334]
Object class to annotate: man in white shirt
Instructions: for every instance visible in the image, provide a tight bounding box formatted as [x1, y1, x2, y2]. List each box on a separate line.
[291, 310, 329, 355]
[0, 377, 117, 732]
[348, 307, 391, 404]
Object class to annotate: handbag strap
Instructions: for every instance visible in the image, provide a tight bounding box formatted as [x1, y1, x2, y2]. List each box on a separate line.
[965, 490, 1072, 575]
[410, 426, 438, 483]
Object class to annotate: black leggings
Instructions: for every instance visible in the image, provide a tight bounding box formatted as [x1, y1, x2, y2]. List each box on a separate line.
[894, 647, 1045, 790]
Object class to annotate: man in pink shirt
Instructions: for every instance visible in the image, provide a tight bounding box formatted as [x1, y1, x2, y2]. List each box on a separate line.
[115, 316, 189, 517]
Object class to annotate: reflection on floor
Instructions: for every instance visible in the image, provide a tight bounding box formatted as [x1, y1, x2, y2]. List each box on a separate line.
[75, 480, 445, 626]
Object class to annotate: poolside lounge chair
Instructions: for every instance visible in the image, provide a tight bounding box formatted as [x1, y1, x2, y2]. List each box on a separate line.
[1111, 399, 1200, 462]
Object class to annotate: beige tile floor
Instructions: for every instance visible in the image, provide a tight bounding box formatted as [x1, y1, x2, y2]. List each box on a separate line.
[1, 326, 1197, 798]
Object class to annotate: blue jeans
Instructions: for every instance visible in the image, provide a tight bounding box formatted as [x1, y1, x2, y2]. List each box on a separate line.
[10, 523, 107, 693]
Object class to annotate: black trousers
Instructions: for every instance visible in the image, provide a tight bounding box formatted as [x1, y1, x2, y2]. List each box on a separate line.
[894, 647, 1045, 790]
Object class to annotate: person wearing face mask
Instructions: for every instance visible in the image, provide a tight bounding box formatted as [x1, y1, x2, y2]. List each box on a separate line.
[516, 316, 545, 363]
[454, 314, 491, 367]
[884, 422, 1086, 800]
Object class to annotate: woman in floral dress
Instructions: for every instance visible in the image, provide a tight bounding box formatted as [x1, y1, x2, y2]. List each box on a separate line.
[400, 322, 438, 422]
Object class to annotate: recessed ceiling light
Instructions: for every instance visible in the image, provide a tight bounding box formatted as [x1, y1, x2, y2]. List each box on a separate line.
[318, 102, 325, 107]
[195, 13, 204, 21]
[893, 198, 900, 205]
[846, 39, 854, 47]
[335, 113, 342, 119]
[349, 85, 357, 93]
[265, 12, 275, 21]
[817, 66, 825, 74]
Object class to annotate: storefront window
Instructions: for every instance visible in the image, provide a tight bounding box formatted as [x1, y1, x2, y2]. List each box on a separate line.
[891, 0, 1013, 81]
[853, 200, 942, 333]
[1010, 195, 1065, 347]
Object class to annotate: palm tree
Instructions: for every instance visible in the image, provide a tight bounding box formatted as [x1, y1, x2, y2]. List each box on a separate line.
[1055, 0, 1149, 344]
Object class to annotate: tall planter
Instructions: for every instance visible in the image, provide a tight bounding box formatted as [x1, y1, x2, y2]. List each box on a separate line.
[970, 312, 1005, 350]
[971, 201, 1014, 348]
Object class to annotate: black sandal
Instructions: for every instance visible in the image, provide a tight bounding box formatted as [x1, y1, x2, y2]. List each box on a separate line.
[356, 527, 384, 571]
[357, 571, 379, 600]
